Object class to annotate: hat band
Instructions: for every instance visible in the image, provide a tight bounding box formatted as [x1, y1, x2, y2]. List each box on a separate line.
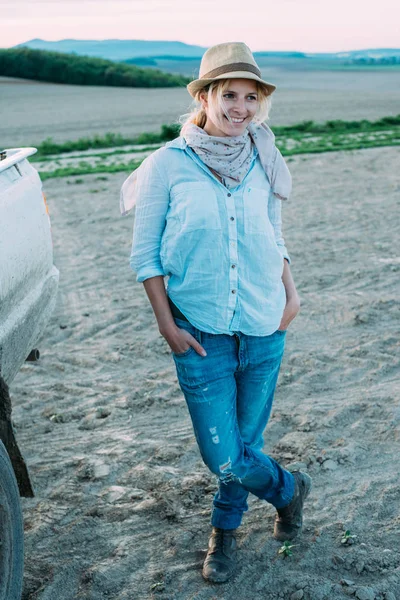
[201, 62, 261, 80]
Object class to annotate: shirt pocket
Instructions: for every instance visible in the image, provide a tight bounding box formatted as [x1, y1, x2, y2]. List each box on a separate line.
[243, 186, 271, 235]
[169, 182, 221, 232]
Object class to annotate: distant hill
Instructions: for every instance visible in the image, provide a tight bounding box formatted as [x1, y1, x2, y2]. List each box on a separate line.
[254, 51, 308, 58]
[328, 48, 400, 59]
[126, 51, 309, 64]
[13, 39, 400, 62]
[13, 38, 207, 60]
[11, 40, 400, 78]
[304, 48, 400, 59]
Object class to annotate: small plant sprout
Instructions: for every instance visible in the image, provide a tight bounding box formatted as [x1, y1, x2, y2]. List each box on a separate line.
[278, 540, 296, 558]
[341, 530, 357, 545]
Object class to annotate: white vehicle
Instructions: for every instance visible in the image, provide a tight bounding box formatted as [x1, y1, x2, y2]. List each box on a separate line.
[0, 148, 59, 599]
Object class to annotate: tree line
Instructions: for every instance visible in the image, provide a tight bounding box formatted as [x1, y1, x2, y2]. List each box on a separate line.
[0, 47, 191, 87]
[349, 57, 400, 66]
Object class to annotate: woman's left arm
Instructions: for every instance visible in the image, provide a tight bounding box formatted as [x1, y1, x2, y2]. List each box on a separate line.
[279, 259, 300, 330]
[268, 192, 300, 330]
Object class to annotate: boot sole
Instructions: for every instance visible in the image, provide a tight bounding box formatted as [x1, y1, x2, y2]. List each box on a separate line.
[202, 569, 234, 584]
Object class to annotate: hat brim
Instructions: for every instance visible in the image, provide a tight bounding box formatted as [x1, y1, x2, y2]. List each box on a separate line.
[187, 71, 276, 98]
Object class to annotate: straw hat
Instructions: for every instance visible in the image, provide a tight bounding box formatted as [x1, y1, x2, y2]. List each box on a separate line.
[187, 42, 276, 98]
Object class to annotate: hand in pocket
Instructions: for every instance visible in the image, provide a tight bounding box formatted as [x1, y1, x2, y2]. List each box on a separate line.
[278, 295, 300, 331]
[164, 324, 207, 357]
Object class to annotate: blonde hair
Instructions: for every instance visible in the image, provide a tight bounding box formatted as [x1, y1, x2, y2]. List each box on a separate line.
[179, 78, 272, 132]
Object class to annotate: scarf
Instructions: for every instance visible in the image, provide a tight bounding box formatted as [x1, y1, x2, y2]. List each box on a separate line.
[120, 122, 291, 215]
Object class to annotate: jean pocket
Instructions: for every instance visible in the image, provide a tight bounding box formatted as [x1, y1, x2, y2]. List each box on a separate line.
[172, 318, 201, 357]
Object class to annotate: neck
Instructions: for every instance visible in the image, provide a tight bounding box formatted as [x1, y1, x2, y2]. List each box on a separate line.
[203, 121, 228, 138]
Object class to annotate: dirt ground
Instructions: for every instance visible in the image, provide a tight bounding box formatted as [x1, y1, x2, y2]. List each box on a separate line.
[11, 145, 400, 600]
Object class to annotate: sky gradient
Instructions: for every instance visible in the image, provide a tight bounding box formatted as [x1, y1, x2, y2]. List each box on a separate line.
[3, 0, 399, 52]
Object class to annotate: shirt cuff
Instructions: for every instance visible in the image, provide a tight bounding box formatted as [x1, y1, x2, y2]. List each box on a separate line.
[278, 245, 291, 264]
[134, 265, 166, 283]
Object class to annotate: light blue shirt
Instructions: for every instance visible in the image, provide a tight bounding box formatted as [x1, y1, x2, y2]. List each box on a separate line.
[129, 136, 290, 336]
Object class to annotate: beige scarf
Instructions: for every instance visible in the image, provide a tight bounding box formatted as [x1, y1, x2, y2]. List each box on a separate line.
[182, 122, 291, 196]
[120, 122, 291, 215]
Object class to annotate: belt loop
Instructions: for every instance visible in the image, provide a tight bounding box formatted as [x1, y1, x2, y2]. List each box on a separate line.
[196, 328, 202, 345]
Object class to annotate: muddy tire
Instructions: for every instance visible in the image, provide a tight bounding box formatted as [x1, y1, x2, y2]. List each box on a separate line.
[0, 440, 23, 600]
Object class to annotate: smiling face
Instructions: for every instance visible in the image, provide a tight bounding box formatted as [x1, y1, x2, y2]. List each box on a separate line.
[200, 79, 259, 137]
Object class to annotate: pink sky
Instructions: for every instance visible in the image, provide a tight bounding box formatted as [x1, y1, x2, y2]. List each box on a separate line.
[3, 0, 399, 52]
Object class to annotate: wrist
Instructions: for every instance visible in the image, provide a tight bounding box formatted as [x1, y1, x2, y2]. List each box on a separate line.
[159, 321, 178, 338]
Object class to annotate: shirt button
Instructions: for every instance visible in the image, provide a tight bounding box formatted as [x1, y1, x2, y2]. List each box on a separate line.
[230, 216, 235, 221]
[231, 289, 236, 294]
[227, 193, 232, 197]
[231, 264, 236, 269]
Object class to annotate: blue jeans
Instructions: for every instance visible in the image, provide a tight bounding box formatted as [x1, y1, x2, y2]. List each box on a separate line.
[172, 317, 295, 530]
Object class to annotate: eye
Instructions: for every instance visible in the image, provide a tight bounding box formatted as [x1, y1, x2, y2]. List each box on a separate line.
[223, 93, 234, 99]
[247, 95, 257, 101]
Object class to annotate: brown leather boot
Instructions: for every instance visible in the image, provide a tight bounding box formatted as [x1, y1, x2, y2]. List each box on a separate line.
[202, 527, 237, 583]
[273, 471, 312, 541]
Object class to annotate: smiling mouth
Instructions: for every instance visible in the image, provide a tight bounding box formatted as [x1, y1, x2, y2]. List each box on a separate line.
[224, 116, 246, 124]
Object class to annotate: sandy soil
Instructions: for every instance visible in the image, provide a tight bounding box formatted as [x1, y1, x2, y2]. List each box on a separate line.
[11, 145, 400, 600]
[2, 69, 400, 147]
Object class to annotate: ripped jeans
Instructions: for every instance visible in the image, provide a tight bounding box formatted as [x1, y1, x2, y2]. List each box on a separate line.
[172, 317, 295, 530]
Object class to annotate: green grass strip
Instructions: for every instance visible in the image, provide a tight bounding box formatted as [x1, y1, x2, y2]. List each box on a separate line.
[282, 137, 400, 156]
[36, 145, 159, 163]
[39, 160, 142, 181]
[34, 115, 400, 159]
[272, 114, 400, 136]
[39, 134, 400, 181]
[35, 125, 180, 158]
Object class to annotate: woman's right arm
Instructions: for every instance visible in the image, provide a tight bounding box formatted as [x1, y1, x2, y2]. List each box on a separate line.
[143, 276, 206, 356]
[127, 154, 206, 356]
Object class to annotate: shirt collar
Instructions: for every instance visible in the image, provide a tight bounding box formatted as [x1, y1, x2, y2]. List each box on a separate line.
[164, 136, 187, 150]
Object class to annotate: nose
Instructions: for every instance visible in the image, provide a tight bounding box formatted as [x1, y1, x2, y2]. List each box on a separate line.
[232, 97, 246, 115]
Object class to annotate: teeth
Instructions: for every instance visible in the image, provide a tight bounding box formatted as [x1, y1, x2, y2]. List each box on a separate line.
[231, 118, 245, 123]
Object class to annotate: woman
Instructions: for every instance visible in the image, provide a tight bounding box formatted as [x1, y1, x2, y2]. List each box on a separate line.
[121, 42, 311, 584]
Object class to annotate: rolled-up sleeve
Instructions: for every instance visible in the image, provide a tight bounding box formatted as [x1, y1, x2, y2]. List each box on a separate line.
[128, 154, 170, 282]
[268, 190, 291, 264]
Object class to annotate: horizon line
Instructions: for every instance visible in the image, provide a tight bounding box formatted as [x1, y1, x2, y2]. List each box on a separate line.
[8, 38, 400, 55]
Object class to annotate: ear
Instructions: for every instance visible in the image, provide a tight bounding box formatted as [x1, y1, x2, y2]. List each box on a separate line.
[199, 92, 208, 110]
